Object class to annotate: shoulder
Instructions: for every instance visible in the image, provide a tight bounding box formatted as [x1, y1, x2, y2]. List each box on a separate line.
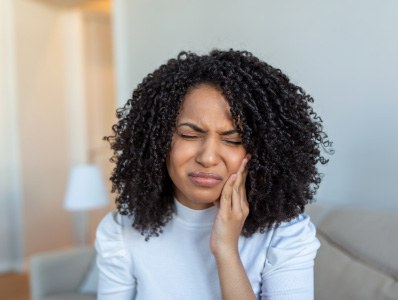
[272, 213, 318, 243]
[95, 211, 133, 258]
[265, 213, 320, 271]
[95, 212, 137, 294]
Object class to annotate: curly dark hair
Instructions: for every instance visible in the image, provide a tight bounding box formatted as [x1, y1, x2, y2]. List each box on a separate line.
[105, 49, 333, 239]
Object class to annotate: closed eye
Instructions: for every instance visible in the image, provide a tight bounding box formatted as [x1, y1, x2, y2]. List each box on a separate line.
[223, 140, 242, 145]
[178, 133, 198, 139]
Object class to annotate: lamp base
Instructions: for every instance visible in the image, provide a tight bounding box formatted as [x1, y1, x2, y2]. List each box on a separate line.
[71, 210, 89, 246]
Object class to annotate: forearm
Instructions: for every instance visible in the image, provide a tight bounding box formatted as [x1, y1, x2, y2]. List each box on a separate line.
[211, 156, 254, 299]
[215, 250, 256, 300]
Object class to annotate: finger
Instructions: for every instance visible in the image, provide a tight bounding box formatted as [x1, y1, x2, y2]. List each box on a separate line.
[239, 154, 251, 179]
[240, 189, 249, 216]
[237, 156, 251, 212]
[234, 156, 248, 186]
[241, 154, 252, 188]
[232, 155, 249, 209]
[243, 154, 251, 179]
[231, 181, 243, 213]
[220, 174, 236, 211]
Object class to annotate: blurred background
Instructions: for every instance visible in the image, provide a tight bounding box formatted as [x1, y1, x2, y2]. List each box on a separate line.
[1, 0, 397, 299]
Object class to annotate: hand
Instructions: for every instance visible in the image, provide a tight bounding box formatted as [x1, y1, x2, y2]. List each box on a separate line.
[210, 154, 251, 258]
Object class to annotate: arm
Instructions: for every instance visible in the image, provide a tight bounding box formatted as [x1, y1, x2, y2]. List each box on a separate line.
[260, 214, 320, 300]
[95, 212, 137, 300]
[210, 155, 256, 300]
[214, 249, 256, 300]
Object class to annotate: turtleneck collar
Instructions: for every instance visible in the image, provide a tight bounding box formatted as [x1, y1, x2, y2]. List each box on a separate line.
[173, 198, 218, 227]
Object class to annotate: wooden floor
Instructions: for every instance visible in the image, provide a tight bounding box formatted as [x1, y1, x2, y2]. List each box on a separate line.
[0, 272, 30, 300]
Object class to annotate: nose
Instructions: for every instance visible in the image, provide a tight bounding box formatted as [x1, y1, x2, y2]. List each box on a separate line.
[195, 137, 221, 168]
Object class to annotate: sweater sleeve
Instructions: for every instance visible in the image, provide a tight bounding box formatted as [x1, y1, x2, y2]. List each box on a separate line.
[260, 214, 320, 300]
[95, 211, 136, 300]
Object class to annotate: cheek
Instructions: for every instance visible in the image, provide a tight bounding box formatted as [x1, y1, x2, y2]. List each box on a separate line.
[226, 148, 247, 174]
[168, 138, 195, 170]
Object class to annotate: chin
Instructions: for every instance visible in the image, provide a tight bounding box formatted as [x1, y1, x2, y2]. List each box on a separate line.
[191, 189, 221, 203]
[190, 191, 221, 204]
[175, 185, 223, 209]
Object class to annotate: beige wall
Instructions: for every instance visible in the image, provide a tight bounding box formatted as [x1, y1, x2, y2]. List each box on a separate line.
[16, 0, 73, 256]
[83, 9, 117, 243]
[11, 0, 115, 260]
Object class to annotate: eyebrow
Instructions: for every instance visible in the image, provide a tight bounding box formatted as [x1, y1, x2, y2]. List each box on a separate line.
[177, 122, 241, 136]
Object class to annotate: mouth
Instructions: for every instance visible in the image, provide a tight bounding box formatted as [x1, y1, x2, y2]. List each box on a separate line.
[188, 171, 223, 187]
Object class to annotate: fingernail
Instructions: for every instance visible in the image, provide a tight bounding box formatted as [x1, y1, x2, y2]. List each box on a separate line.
[243, 159, 248, 168]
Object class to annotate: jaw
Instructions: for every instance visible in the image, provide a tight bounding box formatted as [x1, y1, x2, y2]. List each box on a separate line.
[173, 182, 223, 210]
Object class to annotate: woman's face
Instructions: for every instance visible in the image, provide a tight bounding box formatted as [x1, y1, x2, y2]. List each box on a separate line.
[167, 84, 247, 210]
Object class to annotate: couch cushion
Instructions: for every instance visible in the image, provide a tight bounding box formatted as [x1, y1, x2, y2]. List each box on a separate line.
[315, 234, 398, 300]
[44, 293, 96, 300]
[318, 207, 398, 278]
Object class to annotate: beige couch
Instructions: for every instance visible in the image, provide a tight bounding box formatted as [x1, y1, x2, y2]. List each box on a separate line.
[306, 203, 398, 300]
[30, 204, 398, 300]
[30, 247, 96, 300]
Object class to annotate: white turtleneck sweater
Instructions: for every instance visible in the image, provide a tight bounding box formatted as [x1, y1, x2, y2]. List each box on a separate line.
[95, 200, 319, 300]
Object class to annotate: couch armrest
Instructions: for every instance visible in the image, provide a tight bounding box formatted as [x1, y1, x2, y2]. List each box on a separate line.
[30, 247, 94, 300]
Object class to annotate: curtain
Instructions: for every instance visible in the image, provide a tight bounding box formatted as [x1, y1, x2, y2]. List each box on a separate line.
[0, 0, 24, 273]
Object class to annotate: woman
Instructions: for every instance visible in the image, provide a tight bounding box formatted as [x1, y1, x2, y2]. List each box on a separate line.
[96, 49, 332, 299]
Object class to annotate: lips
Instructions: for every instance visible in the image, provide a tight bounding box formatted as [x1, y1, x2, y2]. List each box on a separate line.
[188, 171, 223, 187]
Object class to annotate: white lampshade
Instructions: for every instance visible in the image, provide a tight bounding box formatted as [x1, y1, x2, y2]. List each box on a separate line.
[64, 164, 109, 211]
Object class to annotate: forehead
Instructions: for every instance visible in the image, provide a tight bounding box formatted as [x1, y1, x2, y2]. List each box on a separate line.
[178, 84, 233, 126]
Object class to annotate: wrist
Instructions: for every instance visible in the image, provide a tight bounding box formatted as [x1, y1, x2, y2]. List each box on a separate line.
[212, 246, 240, 262]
